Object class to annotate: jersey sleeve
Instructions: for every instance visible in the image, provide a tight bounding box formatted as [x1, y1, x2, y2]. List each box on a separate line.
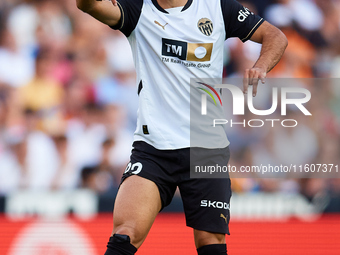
[221, 0, 264, 42]
[109, 0, 143, 37]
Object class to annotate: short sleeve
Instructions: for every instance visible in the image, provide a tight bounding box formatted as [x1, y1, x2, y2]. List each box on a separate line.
[110, 0, 143, 37]
[221, 0, 264, 42]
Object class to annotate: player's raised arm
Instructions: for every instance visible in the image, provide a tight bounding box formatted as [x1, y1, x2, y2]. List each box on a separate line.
[221, 0, 288, 97]
[76, 0, 121, 27]
[244, 21, 288, 96]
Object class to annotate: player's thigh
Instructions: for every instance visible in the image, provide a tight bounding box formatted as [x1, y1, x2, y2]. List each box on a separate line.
[113, 175, 162, 248]
[194, 229, 225, 248]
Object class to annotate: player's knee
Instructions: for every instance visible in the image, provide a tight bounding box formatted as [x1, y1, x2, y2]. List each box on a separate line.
[194, 230, 226, 249]
[114, 225, 145, 247]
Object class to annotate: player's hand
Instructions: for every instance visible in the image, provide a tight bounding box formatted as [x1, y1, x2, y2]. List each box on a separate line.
[243, 67, 266, 97]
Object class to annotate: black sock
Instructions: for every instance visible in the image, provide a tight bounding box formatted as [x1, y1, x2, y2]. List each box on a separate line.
[104, 234, 137, 255]
[197, 244, 227, 255]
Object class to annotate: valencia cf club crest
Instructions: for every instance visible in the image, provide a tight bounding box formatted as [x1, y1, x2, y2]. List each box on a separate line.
[198, 18, 213, 36]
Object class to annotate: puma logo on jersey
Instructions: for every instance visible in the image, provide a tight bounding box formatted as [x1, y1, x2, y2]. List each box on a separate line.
[154, 20, 168, 30]
[220, 213, 228, 223]
[238, 7, 253, 22]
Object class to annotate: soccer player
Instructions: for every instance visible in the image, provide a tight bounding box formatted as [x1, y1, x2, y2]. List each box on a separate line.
[76, 0, 287, 254]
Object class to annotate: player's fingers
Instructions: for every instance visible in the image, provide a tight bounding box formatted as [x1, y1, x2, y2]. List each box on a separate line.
[249, 70, 259, 87]
[111, 0, 118, 6]
[252, 82, 259, 97]
[249, 70, 259, 97]
[243, 69, 250, 94]
[252, 77, 259, 97]
[248, 69, 254, 84]
[259, 72, 266, 84]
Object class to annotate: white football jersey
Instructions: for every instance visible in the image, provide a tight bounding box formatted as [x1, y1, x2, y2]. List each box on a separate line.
[111, 0, 264, 149]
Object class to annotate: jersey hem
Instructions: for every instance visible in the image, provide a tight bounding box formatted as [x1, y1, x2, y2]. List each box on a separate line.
[133, 137, 230, 150]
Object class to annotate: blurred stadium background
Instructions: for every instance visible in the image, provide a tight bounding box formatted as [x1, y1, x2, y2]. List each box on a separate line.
[0, 0, 340, 254]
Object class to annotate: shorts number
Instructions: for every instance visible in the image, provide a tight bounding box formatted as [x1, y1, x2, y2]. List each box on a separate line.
[124, 162, 143, 175]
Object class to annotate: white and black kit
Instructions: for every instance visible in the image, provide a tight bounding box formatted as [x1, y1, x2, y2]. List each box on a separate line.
[111, 0, 264, 234]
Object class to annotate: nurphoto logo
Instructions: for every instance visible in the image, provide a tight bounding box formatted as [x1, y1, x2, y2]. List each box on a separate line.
[199, 84, 312, 128]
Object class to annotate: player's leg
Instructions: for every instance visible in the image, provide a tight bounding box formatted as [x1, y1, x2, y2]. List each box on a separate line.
[104, 141, 177, 255]
[180, 177, 231, 255]
[194, 230, 227, 254]
[179, 146, 231, 255]
[112, 175, 162, 247]
[104, 175, 162, 254]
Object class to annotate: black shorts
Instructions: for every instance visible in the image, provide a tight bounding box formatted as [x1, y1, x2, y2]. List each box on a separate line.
[121, 141, 231, 235]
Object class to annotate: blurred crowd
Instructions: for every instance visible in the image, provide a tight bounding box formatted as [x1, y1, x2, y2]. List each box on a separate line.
[0, 0, 339, 212]
[0, 0, 137, 196]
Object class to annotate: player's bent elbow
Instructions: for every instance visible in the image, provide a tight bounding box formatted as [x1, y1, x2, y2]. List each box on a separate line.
[267, 26, 288, 50]
[278, 30, 288, 49]
[272, 26, 288, 47]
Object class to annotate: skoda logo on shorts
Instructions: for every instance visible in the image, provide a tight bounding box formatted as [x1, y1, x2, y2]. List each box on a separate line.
[201, 200, 230, 210]
[198, 18, 213, 36]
